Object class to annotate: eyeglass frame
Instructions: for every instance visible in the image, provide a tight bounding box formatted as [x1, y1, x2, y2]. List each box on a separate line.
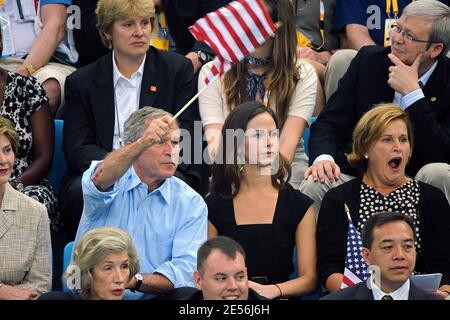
[390, 23, 438, 44]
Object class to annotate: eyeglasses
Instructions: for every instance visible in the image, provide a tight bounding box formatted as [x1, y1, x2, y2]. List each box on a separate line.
[391, 24, 435, 44]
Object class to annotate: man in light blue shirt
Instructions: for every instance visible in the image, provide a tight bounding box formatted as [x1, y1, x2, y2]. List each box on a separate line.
[75, 107, 208, 300]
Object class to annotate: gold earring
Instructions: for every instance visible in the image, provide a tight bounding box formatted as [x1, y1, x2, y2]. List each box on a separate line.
[364, 154, 369, 159]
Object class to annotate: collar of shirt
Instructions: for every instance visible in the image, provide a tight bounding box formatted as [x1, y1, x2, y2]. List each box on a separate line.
[371, 278, 410, 300]
[419, 60, 438, 87]
[126, 165, 172, 205]
[112, 51, 146, 88]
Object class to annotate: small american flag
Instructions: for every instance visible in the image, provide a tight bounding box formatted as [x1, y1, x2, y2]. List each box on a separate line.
[341, 204, 370, 289]
[189, 0, 276, 84]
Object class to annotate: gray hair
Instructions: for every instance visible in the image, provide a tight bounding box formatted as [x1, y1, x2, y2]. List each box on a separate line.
[123, 107, 175, 144]
[64, 227, 140, 300]
[403, 0, 450, 55]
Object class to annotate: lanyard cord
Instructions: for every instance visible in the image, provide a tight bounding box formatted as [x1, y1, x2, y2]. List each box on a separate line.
[316, 0, 325, 50]
[301, 0, 325, 51]
[158, 9, 168, 38]
[114, 90, 123, 148]
[386, 0, 399, 18]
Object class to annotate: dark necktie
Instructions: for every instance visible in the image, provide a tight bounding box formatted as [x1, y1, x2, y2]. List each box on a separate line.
[419, 80, 424, 89]
[382, 295, 393, 300]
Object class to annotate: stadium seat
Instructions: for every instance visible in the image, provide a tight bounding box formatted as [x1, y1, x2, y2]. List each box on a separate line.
[48, 119, 67, 194]
[62, 241, 74, 293]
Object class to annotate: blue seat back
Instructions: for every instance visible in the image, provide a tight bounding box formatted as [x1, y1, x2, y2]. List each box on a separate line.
[48, 119, 67, 194]
[62, 241, 74, 293]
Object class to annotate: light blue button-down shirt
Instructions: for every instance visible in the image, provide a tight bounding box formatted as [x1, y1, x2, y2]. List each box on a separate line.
[75, 161, 208, 300]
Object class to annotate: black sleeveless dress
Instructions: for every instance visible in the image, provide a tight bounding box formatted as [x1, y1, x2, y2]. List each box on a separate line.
[207, 184, 313, 284]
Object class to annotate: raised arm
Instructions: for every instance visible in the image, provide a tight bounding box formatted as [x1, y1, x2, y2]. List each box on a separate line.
[92, 116, 176, 191]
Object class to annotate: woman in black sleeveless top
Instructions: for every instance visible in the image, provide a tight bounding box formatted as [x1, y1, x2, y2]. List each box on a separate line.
[207, 101, 317, 299]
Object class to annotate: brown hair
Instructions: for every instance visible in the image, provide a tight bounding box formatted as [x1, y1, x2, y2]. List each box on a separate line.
[347, 103, 414, 171]
[0, 117, 19, 155]
[211, 101, 291, 197]
[197, 236, 246, 275]
[222, 0, 298, 128]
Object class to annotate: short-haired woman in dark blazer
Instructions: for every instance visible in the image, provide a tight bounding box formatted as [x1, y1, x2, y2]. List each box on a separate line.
[61, 0, 201, 239]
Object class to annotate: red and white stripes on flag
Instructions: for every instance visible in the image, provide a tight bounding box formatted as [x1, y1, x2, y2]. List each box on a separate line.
[189, 0, 276, 84]
[340, 211, 370, 289]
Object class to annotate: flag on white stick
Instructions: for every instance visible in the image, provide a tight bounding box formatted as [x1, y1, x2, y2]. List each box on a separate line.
[189, 0, 276, 84]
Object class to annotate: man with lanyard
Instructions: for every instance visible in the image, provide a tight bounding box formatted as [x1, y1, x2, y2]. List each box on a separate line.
[301, 0, 450, 216]
[295, 0, 341, 111]
[324, 0, 449, 101]
[150, 5, 175, 53]
[334, 0, 449, 51]
[295, 0, 340, 66]
[0, 0, 77, 116]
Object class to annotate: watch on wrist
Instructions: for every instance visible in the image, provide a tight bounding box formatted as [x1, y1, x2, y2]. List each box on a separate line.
[197, 50, 212, 65]
[131, 273, 143, 292]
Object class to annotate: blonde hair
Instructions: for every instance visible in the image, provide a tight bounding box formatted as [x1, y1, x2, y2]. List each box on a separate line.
[64, 227, 140, 300]
[96, 0, 156, 48]
[0, 117, 19, 155]
[347, 103, 414, 171]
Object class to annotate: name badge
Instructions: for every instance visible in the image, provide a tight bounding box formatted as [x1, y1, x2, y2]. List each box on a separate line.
[151, 37, 169, 51]
[384, 18, 397, 47]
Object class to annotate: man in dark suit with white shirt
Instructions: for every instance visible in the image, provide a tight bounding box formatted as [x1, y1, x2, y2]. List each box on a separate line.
[322, 212, 442, 300]
[301, 0, 450, 214]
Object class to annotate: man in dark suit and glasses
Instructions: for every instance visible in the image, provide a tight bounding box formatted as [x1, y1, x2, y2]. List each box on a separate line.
[301, 0, 450, 214]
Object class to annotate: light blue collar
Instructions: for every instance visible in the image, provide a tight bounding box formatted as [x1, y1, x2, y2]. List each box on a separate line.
[126, 166, 172, 205]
